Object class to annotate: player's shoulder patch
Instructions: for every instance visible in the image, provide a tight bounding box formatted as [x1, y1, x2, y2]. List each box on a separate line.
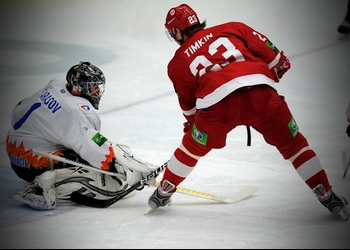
[288, 116, 299, 138]
[91, 132, 108, 147]
[78, 103, 92, 111]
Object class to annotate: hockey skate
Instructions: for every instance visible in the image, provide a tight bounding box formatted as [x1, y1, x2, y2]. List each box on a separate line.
[313, 184, 349, 221]
[12, 171, 57, 210]
[148, 180, 176, 209]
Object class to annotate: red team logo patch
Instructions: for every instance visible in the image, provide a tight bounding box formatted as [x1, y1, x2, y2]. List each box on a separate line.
[80, 104, 91, 111]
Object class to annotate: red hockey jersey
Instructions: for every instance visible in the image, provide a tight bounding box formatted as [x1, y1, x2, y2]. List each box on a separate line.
[167, 22, 283, 120]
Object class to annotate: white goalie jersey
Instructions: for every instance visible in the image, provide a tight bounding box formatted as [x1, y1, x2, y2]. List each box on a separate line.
[8, 78, 158, 210]
[6, 79, 115, 172]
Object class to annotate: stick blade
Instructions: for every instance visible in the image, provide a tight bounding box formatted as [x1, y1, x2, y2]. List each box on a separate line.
[224, 186, 258, 203]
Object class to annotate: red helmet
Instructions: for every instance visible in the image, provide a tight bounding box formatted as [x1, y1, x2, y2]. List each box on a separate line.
[165, 4, 200, 32]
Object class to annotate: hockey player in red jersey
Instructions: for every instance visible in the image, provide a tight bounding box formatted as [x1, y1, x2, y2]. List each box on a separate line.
[148, 4, 349, 220]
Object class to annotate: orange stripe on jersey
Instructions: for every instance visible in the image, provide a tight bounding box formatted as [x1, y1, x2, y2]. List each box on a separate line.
[6, 137, 51, 169]
[100, 146, 115, 171]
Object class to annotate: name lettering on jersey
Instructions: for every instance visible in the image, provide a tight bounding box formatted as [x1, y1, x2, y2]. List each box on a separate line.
[8, 153, 29, 168]
[184, 33, 213, 57]
[38, 89, 62, 116]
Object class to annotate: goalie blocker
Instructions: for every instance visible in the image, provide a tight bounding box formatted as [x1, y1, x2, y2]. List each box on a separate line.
[12, 144, 160, 210]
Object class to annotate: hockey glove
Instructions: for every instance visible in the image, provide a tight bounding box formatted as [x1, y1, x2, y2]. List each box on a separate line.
[347, 124, 350, 137]
[183, 114, 195, 133]
[183, 121, 192, 133]
[271, 51, 291, 82]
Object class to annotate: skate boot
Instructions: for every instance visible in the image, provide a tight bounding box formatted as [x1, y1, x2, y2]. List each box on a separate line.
[148, 180, 176, 209]
[313, 184, 349, 221]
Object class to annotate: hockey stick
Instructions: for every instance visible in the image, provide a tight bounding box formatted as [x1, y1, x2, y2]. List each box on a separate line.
[153, 182, 258, 203]
[342, 150, 350, 178]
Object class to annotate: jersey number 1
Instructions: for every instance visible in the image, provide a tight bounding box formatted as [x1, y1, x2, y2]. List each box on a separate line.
[13, 102, 41, 130]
